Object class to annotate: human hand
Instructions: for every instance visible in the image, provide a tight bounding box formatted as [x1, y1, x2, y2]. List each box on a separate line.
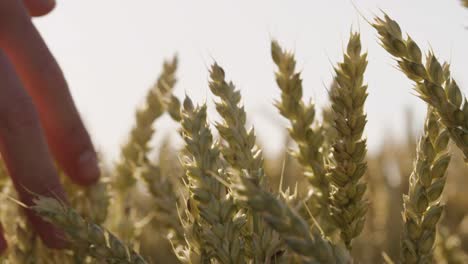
[0, 0, 99, 251]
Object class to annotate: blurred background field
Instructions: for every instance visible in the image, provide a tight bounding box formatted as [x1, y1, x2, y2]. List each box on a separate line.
[0, 1, 467, 263]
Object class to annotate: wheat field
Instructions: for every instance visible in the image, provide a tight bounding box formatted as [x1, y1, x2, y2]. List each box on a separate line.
[0, 5, 468, 264]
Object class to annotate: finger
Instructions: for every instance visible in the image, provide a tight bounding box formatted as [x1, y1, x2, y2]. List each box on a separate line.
[0, 223, 6, 254]
[0, 50, 66, 248]
[24, 0, 56, 17]
[0, 2, 100, 186]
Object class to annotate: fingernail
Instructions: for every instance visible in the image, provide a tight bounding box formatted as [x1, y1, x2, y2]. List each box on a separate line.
[36, 0, 56, 11]
[43, 0, 56, 7]
[77, 150, 100, 185]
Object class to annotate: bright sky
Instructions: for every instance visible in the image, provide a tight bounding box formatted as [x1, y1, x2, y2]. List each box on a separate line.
[33, 0, 468, 160]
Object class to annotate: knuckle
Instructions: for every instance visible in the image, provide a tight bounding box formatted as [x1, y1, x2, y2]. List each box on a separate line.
[0, 94, 40, 134]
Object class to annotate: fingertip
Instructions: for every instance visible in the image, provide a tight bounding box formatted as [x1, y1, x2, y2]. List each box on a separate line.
[75, 149, 100, 186]
[47, 129, 101, 186]
[24, 0, 56, 17]
[44, 121, 100, 186]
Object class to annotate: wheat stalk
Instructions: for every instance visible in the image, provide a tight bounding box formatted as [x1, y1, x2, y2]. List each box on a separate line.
[32, 195, 147, 264]
[401, 108, 451, 263]
[373, 13, 468, 161]
[271, 40, 333, 232]
[326, 32, 369, 249]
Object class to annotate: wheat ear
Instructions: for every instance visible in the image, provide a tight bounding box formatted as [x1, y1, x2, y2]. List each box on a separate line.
[209, 64, 264, 185]
[208, 63, 284, 263]
[232, 170, 352, 264]
[114, 56, 178, 193]
[271, 40, 332, 230]
[111, 56, 179, 243]
[32, 196, 147, 264]
[140, 162, 184, 240]
[401, 108, 450, 263]
[373, 14, 468, 161]
[180, 96, 246, 264]
[326, 32, 369, 249]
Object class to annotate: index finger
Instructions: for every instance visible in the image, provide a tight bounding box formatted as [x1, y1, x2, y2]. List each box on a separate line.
[0, 50, 66, 248]
[0, 1, 100, 186]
